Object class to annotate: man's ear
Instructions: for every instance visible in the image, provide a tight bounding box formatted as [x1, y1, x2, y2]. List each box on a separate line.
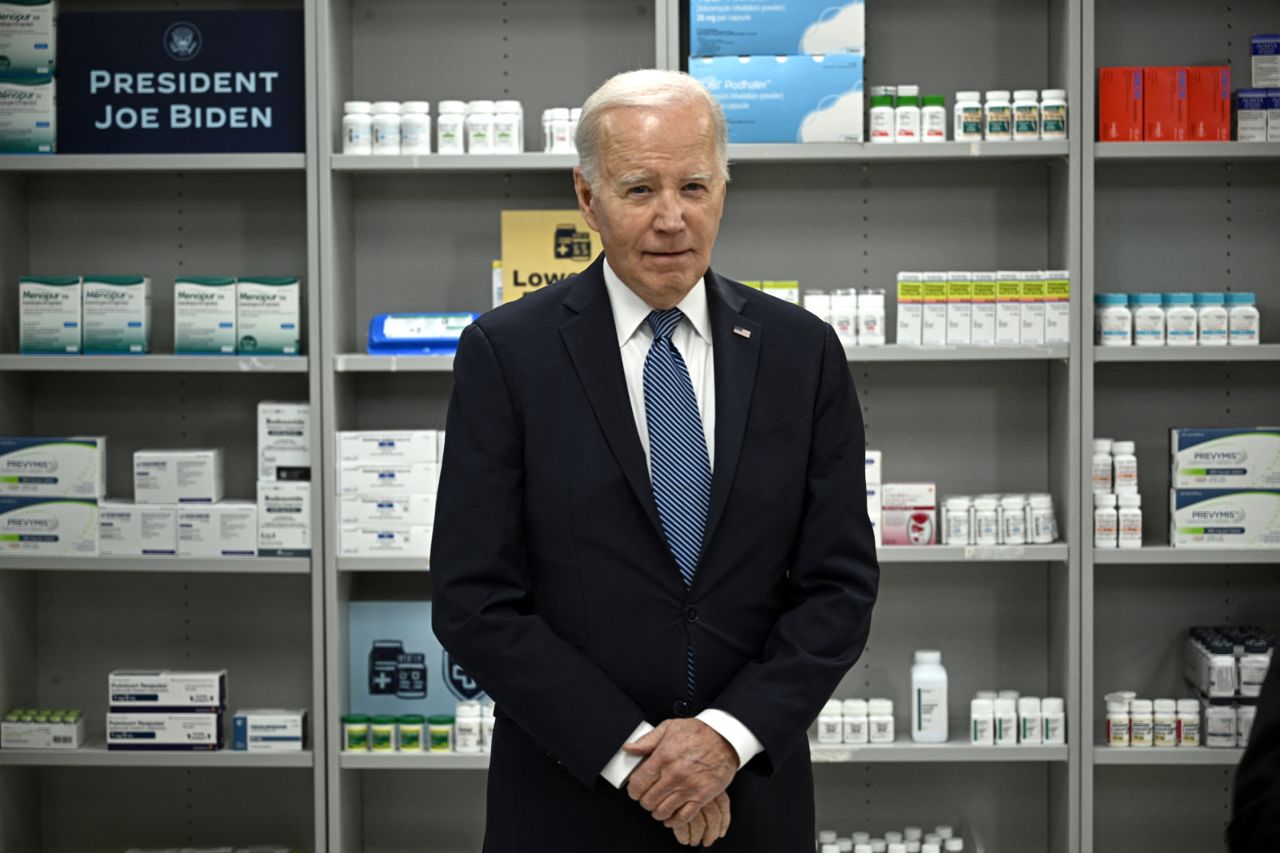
[573, 167, 601, 232]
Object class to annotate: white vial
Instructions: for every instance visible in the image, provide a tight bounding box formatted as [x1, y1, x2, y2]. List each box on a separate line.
[818, 698, 844, 744]
[342, 100, 373, 155]
[1092, 439, 1114, 494]
[984, 90, 1012, 141]
[854, 832, 872, 845]
[1238, 703, 1257, 747]
[886, 833, 904, 845]
[1000, 494, 1027, 545]
[1153, 699, 1178, 747]
[400, 101, 432, 155]
[858, 289, 887, 345]
[371, 101, 402, 155]
[855, 846, 874, 853]
[1131, 293, 1165, 346]
[1095, 293, 1132, 346]
[944, 496, 972, 545]
[1241, 640, 1271, 697]
[1130, 699, 1154, 747]
[1094, 493, 1118, 549]
[1040, 89, 1067, 140]
[493, 99, 523, 154]
[1042, 697, 1066, 744]
[455, 701, 482, 753]
[820, 830, 839, 845]
[437, 100, 467, 154]
[911, 650, 948, 743]
[1029, 495, 1056, 544]
[922, 95, 947, 142]
[1106, 700, 1131, 747]
[973, 497, 1000, 545]
[869, 94, 895, 143]
[1117, 493, 1143, 548]
[895, 85, 921, 143]
[954, 90, 983, 141]
[843, 698, 869, 744]
[970, 698, 995, 745]
[922, 846, 941, 853]
[944, 840, 964, 853]
[466, 100, 496, 154]
[1112, 440, 1138, 494]
[1012, 89, 1040, 141]
[994, 698, 1018, 746]
[549, 108, 573, 153]
[1176, 699, 1201, 747]
[1227, 292, 1260, 345]
[868, 699, 895, 744]
[1195, 292, 1229, 346]
[871, 842, 887, 853]
[904, 828, 923, 843]
[1164, 293, 1198, 346]
[1018, 697, 1043, 744]
[1205, 702, 1236, 748]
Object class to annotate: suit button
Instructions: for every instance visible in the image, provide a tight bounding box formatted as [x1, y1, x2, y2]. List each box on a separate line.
[685, 606, 699, 623]
[672, 699, 692, 717]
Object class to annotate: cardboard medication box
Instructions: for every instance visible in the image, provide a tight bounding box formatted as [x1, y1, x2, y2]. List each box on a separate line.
[1236, 89, 1269, 142]
[258, 401, 310, 481]
[339, 525, 432, 558]
[336, 430, 438, 465]
[1, 716, 84, 750]
[134, 448, 224, 504]
[1187, 66, 1231, 141]
[177, 502, 257, 557]
[995, 272, 1022, 346]
[1171, 428, 1280, 489]
[970, 273, 998, 347]
[1253, 35, 1280, 88]
[338, 463, 439, 496]
[82, 275, 152, 355]
[232, 708, 305, 752]
[1043, 272, 1071, 345]
[256, 480, 311, 557]
[1171, 489, 1280, 548]
[237, 276, 301, 355]
[98, 500, 177, 556]
[0, 497, 97, 555]
[339, 493, 436, 527]
[174, 277, 237, 354]
[1098, 67, 1143, 142]
[1269, 90, 1280, 142]
[690, 53, 864, 143]
[0, 436, 106, 498]
[880, 483, 937, 546]
[690, 0, 865, 57]
[920, 272, 949, 347]
[1144, 67, 1188, 141]
[19, 275, 80, 354]
[0, 75, 55, 154]
[0, 0, 56, 75]
[106, 711, 223, 750]
[895, 273, 923, 345]
[109, 669, 227, 710]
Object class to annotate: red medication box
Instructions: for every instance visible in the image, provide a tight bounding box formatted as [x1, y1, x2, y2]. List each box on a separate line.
[1187, 66, 1231, 141]
[1098, 67, 1143, 141]
[1144, 67, 1188, 140]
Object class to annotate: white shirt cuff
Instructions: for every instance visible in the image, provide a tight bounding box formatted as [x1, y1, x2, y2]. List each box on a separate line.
[600, 720, 655, 788]
[696, 708, 764, 770]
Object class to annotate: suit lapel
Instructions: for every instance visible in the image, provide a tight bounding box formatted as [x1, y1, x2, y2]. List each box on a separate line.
[559, 258, 665, 541]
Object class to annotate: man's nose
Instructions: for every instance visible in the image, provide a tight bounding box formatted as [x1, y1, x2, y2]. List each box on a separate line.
[652, 190, 686, 232]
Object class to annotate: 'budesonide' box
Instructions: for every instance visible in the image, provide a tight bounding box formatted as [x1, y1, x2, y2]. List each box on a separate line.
[108, 669, 227, 710]
[257, 480, 311, 557]
[689, 0, 865, 57]
[258, 401, 311, 480]
[106, 711, 223, 750]
[336, 430, 438, 465]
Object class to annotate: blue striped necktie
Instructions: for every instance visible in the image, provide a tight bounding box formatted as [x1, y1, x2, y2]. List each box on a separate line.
[643, 308, 712, 701]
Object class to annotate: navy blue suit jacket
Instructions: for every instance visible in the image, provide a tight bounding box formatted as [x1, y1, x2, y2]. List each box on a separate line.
[431, 255, 879, 851]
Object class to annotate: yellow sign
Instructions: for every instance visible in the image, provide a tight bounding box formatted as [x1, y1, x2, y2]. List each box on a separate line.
[500, 210, 598, 304]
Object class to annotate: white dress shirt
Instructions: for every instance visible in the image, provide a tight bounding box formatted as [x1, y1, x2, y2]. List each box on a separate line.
[597, 259, 764, 788]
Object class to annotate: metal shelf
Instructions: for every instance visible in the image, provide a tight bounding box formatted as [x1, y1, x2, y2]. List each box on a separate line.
[0, 744, 314, 768]
[0, 355, 309, 373]
[1093, 547, 1280, 565]
[341, 751, 488, 770]
[332, 153, 577, 172]
[0, 153, 306, 172]
[1095, 142, 1280, 161]
[1092, 746, 1244, 766]
[334, 354, 454, 373]
[878, 544, 1069, 563]
[337, 558, 428, 573]
[1093, 345, 1280, 363]
[0, 555, 311, 574]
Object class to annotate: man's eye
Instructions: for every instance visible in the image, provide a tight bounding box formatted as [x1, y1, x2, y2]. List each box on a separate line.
[684, 183, 706, 193]
[627, 185, 651, 195]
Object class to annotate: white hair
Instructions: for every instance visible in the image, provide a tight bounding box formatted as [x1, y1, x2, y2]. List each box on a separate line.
[575, 69, 729, 189]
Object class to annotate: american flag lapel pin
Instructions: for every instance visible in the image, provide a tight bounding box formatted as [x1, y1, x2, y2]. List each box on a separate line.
[733, 326, 752, 339]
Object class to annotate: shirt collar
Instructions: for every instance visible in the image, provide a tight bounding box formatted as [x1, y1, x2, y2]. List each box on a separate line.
[602, 257, 712, 348]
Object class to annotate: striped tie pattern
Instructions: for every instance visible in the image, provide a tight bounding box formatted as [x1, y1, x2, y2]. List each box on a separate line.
[643, 308, 712, 701]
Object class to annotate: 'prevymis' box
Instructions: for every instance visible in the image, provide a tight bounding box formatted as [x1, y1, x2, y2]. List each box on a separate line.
[232, 708, 305, 752]
[691, 53, 863, 143]
[1098, 67, 1143, 142]
[337, 430, 438, 465]
[0, 497, 97, 555]
[82, 275, 152, 354]
[237, 276, 301, 355]
[177, 502, 257, 557]
[339, 493, 436, 527]
[134, 448, 224, 504]
[174, 277, 237, 354]
[1171, 428, 1280, 489]
[1171, 489, 1280, 548]
[0, 75, 55, 153]
[0, 0, 56, 74]
[106, 711, 223, 750]
[256, 480, 311, 557]
[0, 436, 106, 498]
[1253, 35, 1280, 88]
[109, 669, 226, 710]
[258, 401, 310, 481]
[690, 0, 865, 58]
[98, 500, 177, 556]
[19, 276, 80, 354]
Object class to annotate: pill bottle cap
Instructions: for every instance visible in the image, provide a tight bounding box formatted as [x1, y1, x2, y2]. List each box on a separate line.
[1177, 699, 1201, 714]
[844, 698, 869, 716]
[985, 90, 1011, 101]
[398, 714, 426, 724]
[822, 699, 844, 716]
[868, 699, 894, 716]
[971, 698, 994, 715]
[343, 101, 372, 114]
[1041, 89, 1067, 100]
[897, 85, 920, 97]
[955, 91, 981, 102]
[1194, 292, 1225, 305]
[400, 101, 430, 113]
[1042, 697, 1065, 714]
[1014, 89, 1039, 101]
[871, 95, 894, 108]
[1118, 493, 1141, 508]
[1226, 291, 1256, 305]
[1094, 293, 1129, 306]
[974, 690, 998, 700]
[1130, 699, 1153, 714]
[1153, 699, 1177, 714]
[371, 101, 402, 115]
[1094, 493, 1117, 507]
[1093, 438, 1114, 453]
[820, 831, 839, 844]
[341, 714, 370, 723]
[468, 100, 496, 112]
[1018, 697, 1042, 714]
[427, 715, 455, 725]
[438, 100, 467, 113]
[1001, 495, 1026, 508]
[998, 690, 1021, 701]
[994, 699, 1016, 714]
[914, 650, 942, 664]
[494, 99, 522, 113]
[1112, 440, 1135, 454]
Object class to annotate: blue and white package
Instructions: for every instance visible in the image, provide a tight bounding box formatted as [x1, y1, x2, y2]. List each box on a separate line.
[1252, 35, 1280, 88]
[691, 54, 863, 143]
[1171, 428, 1280, 489]
[1171, 489, 1280, 548]
[367, 312, 478, 356]
[690, 0, 865, 58]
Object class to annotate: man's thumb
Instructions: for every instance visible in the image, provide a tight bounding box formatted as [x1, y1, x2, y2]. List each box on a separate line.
[623, 726, 662, 756]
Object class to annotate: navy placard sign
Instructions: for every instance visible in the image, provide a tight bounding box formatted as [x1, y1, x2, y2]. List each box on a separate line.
[57, 10, 304, 153]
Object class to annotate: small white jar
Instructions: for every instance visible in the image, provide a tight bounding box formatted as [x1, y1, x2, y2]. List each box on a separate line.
[1117, 493, 1143, 548]
[1018, 697, 1042, 744]
[1012, 89, 1040, 141]
[1195, 292, 1229, 346]
[1000, 494, 1027, 545]
[921, 95, 947, 142]
[1130, 699, 1154, 747]
[994, 698, 1018, 746]
[342, 100, 373, 155]
[894, 85, 921, 143]
[466, 100, 496, 154]
[548, 107, 573, 153]
[1094, 492, 1118, 548]
[1176, 699, 1201, 747]
[1227, 292, 1260, 345]
[970, 698, 995, 745]
[954, 90, 983, 141]
[869, 94, 895, 143]
[371, 101, 402, 155]
[984, 90, 1012, 141]
[1095, 293, 1132, 346]
[400, 101, 431, 155]
[857, 289, 886, 345]
[569, 107, 582, 151]
[868, 699, 895, 744]
[1039, 89, 1067, 140]
[1106, 700, 1131, 747]
[1041, 697, 1066, 744]
[842, 698, 869, 744]
[436, 100, 467, 154]
[493, 99, 523, 154]
[454, 701, 483, 753]
[944, 496, 972, 545]
[1131, 293, 1165, 346]
[1153, 699, 1178, 747]
[817, 698, 844, 744]
[1092, 438, 1114, 494]
[1029, 494, 1056, 544]
[1163, 293, 1198, 346]
[1111, 440, 1138, 494]
[973, 497, 1000, 545]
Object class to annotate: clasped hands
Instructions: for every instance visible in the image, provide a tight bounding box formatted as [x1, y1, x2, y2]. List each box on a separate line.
[624, 718, 738, 848]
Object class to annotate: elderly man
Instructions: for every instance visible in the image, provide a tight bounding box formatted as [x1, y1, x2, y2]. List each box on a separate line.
[432, 69, 879, 851]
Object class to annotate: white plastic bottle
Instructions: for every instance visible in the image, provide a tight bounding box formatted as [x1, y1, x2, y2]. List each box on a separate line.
[436, 100, 467, 154]
[1177, 698, 1201, 746]
[895, 85, 921, 143]
[970, 698, 995, 745]
[1195, 292, 1229, 346]
[342, 100, 373, 155]
[400, 101, 432, 155]
[857, 289, 886, 345]
[984, 90, 1012, 141]
[818, 699, 844, 744]
[1117, 493, 1143, 548]
[1029, 494, 1057, 544]
[994, 698, 1018, 746]
[868, 699, 895, 744]
[973, 497, 1000, 545]
[1107, 700, 1131, 747]
[1091, 438, 1114, 494]
[1153, 699, 1178, 747]
[455, 701, 482, 752]
[1164, 293, 1198, 346]
[1227, 292, 1260, 345]
[371, 101, 402, 155]
[843, 698, 869, 744]
[466, 100, 496, 154]
[1018, 697, 1042, 744]
[1131, 293, 1165, 346]
[1012, 90, 1040, 141]
[568, 107, 582, 152]
[1130, 699, 1154, 747]
[1094, 493, 1118, 548]
[549, 108, 573, 153]
[493, 100, 524, 154]
[869, 94, 895, 143]
[944, 496, 972, 545]
[1039, 89, 1068, 140]
[1000, 494, 1027, 545]
[911, 650, 948, 743]
[1095, 293, 1132, 346]
[954, 91, 983, 141]
[1112, 440, 1138, 494]
[1042, 697, 1066, 744]
[921, 95, 947, 142]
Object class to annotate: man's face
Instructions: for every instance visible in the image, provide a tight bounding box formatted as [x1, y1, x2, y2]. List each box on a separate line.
[573, 101, 727, 309]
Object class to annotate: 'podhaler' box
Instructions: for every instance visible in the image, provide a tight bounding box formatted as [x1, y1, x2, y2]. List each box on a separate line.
[690, 53, 863, 143]
[689, 0, 865, 58]
[1171, 428, 1280, 489]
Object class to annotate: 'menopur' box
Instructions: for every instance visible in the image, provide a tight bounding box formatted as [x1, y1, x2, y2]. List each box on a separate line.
[19, 276, 80, 354]
[1098, 67, 1143, 142]
[1171, 428, 1280, 489]
[237, 276, 301, 355]
[174, 277, 237, 354]
[108, 669, 227, 710]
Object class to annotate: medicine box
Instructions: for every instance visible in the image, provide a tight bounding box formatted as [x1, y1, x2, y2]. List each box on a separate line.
[19, 276, 80, 354]
[946, 273, 972, 347]
[863, 450, 882, 486]
[256, 480, 311, 557]
[762, 280, 800, 305]
[1043, 271, 1071, 345]
[0, 75, 55, 154]
[689, 0, 865, 57]
[970, 273, 998, 347]
[339, 525, 432, 558]
[1171, 489, 1280, 548]
[174, 277, 237, 354]
[920, 273, 948, 347]
[1269, 90, 1280, 142]
[338, 463, 439, 496]
[133, 448, 224, 504]
[1187, 66, 1231, 141]
[258, 401, 311, 481]
[232, 708, 305, 752]
[109, 670, 226, 711]
[177, 502, 257, 558]
[1, 716, 84, 750]
[237, 276, 301, 355]
[0, 436, 106, 499]
[880, 483, 937, 546]
[106, 711, 223, 750]
[866, 484, 882, 548]
[339, 493, 436, 527]
[0, 497, 97, 555]
[1098, 67, 1143, 142]
[337, 430, 438, 465]
[1144, 67, 1188, 141]
[1171, 428, 1280, 489]
[82, 275, 151, 355]
[1236, 89, 1269, 142]
[995, 273, 1022, 346]
[98, 500, 177, 556]
[690, 53, 864, 144]
[0, 0, 56, 75]
[1253, 35, 1280, 88]
[1019, 273, 1047, 345]
[895, 273, 923, 346]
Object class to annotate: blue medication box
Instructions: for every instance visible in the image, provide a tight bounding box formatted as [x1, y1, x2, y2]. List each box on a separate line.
[690, 0, 865, 58]
[367, 312, 478, 356]
[690, 54, 864, 143]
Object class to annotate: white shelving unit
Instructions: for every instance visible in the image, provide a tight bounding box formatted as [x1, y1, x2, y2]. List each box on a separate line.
[0, 745, 315, 769]
[0, 355, 310, 373]
[1091, 747, 1245, 767]
[0, 556, 311, 574]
